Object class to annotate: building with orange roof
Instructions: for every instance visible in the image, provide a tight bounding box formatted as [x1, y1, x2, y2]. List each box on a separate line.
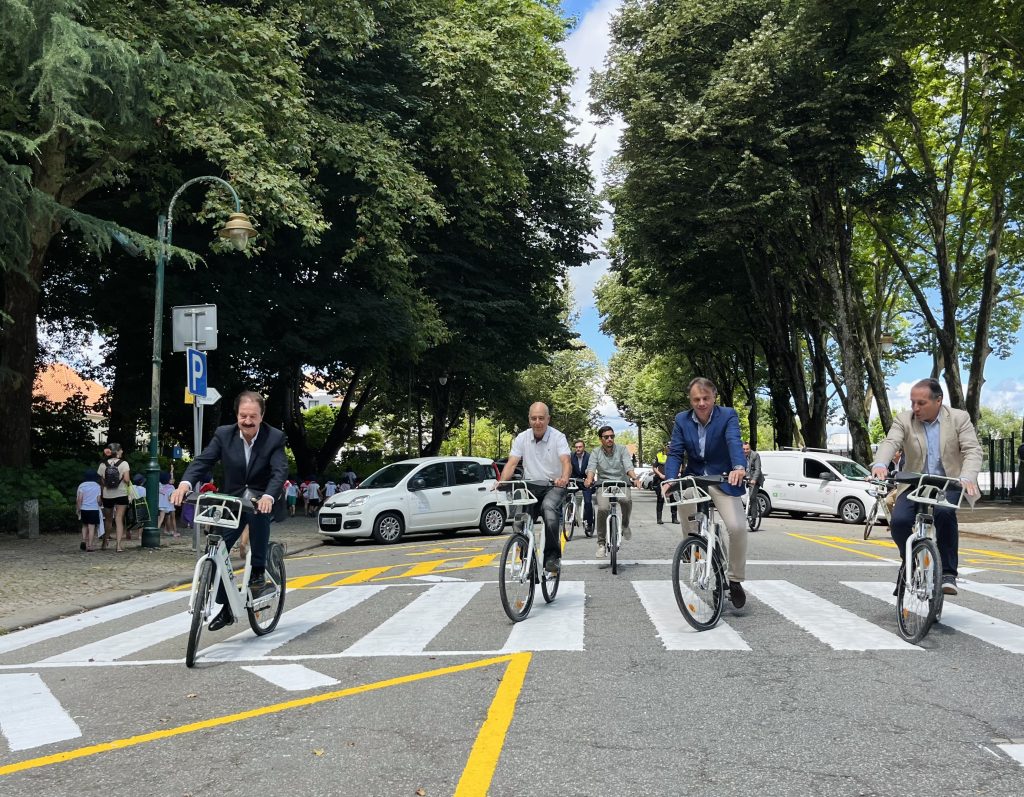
[33, 362, 108, 443]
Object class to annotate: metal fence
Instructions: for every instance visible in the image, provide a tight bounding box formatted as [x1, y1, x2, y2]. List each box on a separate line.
[982, 435, 1021, 501]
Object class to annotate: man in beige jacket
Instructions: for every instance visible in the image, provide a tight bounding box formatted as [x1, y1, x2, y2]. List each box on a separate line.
[871, 378, 982, 595]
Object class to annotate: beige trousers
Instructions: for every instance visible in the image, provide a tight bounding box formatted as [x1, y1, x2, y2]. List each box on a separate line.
[679, 485, 747, 581]
[595, 485, 632, 546]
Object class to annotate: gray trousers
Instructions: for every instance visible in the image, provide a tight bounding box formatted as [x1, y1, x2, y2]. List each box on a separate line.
[595, 485, 632, 545]
[679, 486, 747, 581]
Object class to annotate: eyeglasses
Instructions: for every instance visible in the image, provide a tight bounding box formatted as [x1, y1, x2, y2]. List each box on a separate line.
[601, 434, 615, 439]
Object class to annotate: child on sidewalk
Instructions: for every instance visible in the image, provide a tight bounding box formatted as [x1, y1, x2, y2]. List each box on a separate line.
[158, 472, 179, 537]
[76, 471, 102, 551]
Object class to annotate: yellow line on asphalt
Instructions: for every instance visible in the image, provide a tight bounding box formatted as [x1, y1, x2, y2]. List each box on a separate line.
[300, 538, 504, 561]
[785, 533, 892, 560]
[454, 652, 532, 797]
[961, 547, 1024, 563]
[0, 654, 527, 778]
[329, 566, 395, 585]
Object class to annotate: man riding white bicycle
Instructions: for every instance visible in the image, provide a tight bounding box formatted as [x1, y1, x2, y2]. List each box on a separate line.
[661, 377, 749, 609]
[171, 390, 288, 630]
[496, 402, 571, 575]
[584, 425, 640, 558]
[870, 378, 981, 596]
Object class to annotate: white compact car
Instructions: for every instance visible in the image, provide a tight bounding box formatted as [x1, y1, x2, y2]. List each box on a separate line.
[316, 457, 506, 544]
[757, 449, 875, 524]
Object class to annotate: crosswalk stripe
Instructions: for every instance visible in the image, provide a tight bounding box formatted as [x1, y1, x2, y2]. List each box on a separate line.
[0, 592, 183, 656]
[632, 581, 749, 651]
[39, 612, 189, 663]
[844, 582, 1024, 653]
[241, 664, 340, 691]
[745, 580, 917, 651]
[0, 673, 81, 751]
[344, 583, 485, 655]
[957, 582, 1024, 608]
[1000, 744, 1024, 767]
[201, 586, 386, 661]
[501, 582, 586, 652]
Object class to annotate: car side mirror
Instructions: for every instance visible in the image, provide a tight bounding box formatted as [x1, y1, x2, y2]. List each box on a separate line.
[409, 477, 427, 491]
[818, 471, 838, 481]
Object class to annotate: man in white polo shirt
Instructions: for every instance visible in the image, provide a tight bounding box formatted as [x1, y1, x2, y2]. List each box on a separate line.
[497, 402, 571, 574]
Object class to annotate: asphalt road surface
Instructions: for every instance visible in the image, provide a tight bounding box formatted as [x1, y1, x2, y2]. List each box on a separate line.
[2, 492, 1023, 796]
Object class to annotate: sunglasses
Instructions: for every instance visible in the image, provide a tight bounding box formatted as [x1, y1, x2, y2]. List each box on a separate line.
[601, 434, 615, 439]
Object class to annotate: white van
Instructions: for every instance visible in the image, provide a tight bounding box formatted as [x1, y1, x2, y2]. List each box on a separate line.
[757, 449, 874, 524]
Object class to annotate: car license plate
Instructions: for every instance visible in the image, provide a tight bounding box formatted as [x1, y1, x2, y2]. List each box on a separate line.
[320, 516, 339, 528]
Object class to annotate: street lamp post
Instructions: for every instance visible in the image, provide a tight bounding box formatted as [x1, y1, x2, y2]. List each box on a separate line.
[142, 176, 256, 549]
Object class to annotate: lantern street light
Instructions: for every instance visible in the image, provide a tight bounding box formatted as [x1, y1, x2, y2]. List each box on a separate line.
[142, 176, 256, 549]
[878, 334, 895, 354]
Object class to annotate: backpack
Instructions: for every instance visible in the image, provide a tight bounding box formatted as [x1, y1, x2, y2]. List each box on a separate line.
[103, 459, 124, 489]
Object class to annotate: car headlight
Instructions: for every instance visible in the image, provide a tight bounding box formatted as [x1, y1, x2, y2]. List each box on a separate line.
[347, 495, 368, 507]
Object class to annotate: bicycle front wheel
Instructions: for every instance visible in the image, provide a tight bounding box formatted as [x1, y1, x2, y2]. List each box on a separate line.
[541, 555, 560, 603]
[747, 495, 762, 531]
[863, 501, 879, 540]
[896, 538, 942, 643]
[186, 559, 216, 668]
[499, 533, 535, 622]
[672, 536, 725, 631]
[248, 541, 287, 635]
[562, 502, 574, 542]
[609, 514, 619, 575]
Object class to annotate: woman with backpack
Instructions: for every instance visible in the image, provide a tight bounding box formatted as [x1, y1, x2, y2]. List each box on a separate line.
[97, 443, 131, 552]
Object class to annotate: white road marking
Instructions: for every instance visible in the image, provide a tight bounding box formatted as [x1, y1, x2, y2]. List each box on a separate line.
[562, 559, 901, 567]
[501, 582, 586, 651]
[39, 612, 190, 663]
[0, 673, 81, 751]
[632, 581, 749, 651]
[845, 581, 1024, 654]
[201, 586, 387, 661]
[1000, 744, 1024, 767]
[745, 580, 917, 651]
[0, 592, 184, 656]
[412, 575, 467, 582]
[344, 582, 484, 655]
[240, 664, 339, 691]
[957, 581, 1024, 608]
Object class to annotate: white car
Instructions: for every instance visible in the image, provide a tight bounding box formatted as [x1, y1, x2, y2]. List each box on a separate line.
[316, 456, 506, 544]
[757, 449, 875, 524]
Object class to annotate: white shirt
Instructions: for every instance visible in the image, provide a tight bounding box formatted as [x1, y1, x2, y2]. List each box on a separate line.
[305, 481, 321, 499]
[509, 426, 570, 482]
[240, 428, 259, 467]
[325, 481, 337, 497]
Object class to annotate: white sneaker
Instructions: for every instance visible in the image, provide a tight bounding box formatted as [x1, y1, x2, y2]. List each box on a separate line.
[622, 526, 632, 541]
[596, 544, 606, 558]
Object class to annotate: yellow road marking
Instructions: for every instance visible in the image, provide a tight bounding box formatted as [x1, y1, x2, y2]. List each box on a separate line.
[286, 573, 332, 590]
[401, 558, 448, 578]
[961, 547, 1024, 563]
[0, 653, 530, 779]
[292, 554, 501, 587]
[820, 535, 896, 549]
[410, 546, 488, 556]
[454, 652, 531, 797]
[329, 566, 394, 585]
[786, 533, 892, 560]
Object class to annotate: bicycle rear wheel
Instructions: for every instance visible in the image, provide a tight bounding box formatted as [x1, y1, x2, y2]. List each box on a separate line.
[896, 538, 942, 643]
[863, 501, 880, 540]
[248, 541, 287, 635]
[672, 536, 725, 631]
[609, 514, 619, 575]
[541, 554, 560, 603]
[186, 559, 216, 668]
[499, 533, 535, 622]
[562, 501, 574, 542]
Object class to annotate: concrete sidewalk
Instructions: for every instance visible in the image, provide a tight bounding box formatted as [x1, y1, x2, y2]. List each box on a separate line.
[1, 503, 1020, 635]
[0, 516, 329, 633]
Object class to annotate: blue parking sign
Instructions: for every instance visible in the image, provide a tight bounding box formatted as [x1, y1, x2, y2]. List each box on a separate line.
[186, 348, 207, 398]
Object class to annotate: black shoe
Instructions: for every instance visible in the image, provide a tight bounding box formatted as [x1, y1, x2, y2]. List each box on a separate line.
[729, 581, 747, 609]
[656, 519, 664, 525]
[544, 556, 561, 575]
[208, 607, 235, 632]
[248, 575, 275, 599]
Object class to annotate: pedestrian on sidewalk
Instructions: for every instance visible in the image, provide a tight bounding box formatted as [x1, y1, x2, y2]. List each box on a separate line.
[76, 471, 102, 551]
[285, 478, 298, 516]
[97, 443, 131, 552]
[158, 472, 179, 537]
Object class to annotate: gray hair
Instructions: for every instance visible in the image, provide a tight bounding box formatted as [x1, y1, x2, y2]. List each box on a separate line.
[687, 377, 718, 395]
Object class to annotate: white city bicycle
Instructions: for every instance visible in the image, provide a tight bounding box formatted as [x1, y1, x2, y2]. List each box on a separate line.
[185, 492, 286, 667]
[592, 480, 628, 575]
[496, 481, 561, 622]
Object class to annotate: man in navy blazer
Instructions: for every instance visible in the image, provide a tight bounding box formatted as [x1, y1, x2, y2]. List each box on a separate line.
[171, 390, 288, 631]
[570, 439, 594, 534]
[662, 377, 750, 608]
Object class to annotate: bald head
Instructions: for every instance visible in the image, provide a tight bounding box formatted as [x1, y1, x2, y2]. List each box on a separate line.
[528, 402, 551, 439]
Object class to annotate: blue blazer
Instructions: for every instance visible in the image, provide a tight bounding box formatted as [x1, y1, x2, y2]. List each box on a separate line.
[570, 452, 590, 480]
[664, 407, 746, 497]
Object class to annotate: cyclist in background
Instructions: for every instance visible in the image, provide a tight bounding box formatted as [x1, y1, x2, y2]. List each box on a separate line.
[652, 444, 677, 525]
[570, 439, 595, 536]
[585, 426, 640, 558]
[496, 402, 571, 575]
[742, 440, 763, 532]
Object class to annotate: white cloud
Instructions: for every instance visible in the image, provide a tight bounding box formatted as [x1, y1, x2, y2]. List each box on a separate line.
[984, 379, 1024, 413]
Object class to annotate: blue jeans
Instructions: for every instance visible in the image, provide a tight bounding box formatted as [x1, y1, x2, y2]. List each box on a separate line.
[889, 488, 961, 577]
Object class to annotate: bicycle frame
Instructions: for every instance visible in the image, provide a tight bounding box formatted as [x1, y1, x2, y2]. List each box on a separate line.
[188, 535, 253, 619]
[901, 474, 964, 589]
[499, 481, 544, 583]
[664, 478, 721, 585]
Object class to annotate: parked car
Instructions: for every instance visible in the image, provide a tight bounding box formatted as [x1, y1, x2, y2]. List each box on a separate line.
[494, 458, 524, 480]
[317, 456, 506, 544]
[757, 449, 875, 524]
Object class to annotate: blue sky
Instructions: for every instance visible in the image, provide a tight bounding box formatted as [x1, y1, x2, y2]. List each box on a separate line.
[560, 0, 1024, 425]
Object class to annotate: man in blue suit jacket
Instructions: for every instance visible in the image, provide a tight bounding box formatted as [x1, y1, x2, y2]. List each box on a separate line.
[570, 439, 594, 534]
[171, 390, 288, 631]
[663, 377, 750, 608]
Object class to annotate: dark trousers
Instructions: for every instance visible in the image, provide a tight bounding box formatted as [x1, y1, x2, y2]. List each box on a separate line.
[889, 488, 961, 577]
[579, 487, 594, 527]
[655, 484, 677, 523]
[528, 484, 566, 562]
[215, 510, 271, 604]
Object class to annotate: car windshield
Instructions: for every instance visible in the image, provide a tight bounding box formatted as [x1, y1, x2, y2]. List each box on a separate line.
[359, 463, 417, 489]
[827, 459, 870, 479]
